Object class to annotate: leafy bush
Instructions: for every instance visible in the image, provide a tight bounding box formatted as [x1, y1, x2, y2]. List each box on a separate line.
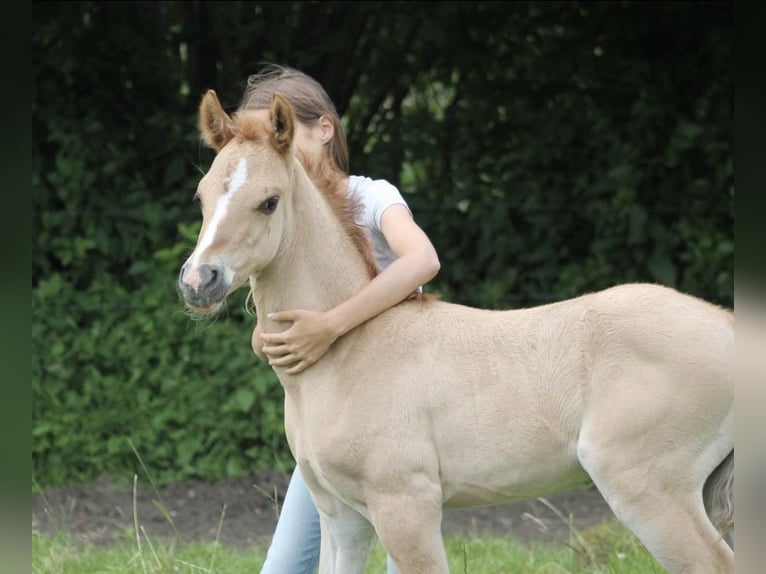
[32, 265, 290, 487]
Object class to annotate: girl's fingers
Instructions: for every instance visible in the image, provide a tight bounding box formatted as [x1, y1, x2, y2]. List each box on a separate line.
[260, 333, 286, 344]
[268, 354, 295, 366]
[286, 361, 310, 375]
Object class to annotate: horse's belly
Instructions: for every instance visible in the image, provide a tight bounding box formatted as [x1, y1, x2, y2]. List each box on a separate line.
[441, 461, 591, 508]
[435, 423, 588, 507]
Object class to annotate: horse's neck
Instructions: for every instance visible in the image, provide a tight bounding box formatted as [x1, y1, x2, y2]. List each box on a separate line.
[251, 166, 370, 318]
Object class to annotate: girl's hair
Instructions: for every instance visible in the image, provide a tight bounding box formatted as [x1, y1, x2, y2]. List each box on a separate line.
[239, 64, 349, 174]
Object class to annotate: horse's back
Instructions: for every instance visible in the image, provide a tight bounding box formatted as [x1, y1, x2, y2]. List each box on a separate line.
[345, 281, 733, 431]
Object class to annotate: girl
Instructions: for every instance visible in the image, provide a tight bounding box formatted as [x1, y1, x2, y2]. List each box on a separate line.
[241, 64, 440, 573]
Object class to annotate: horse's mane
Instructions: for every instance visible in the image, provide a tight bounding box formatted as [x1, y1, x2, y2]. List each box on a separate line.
[229, 111, 378, 282]
[230, 113, 270, 143]
[297, 153, 379, 282]
[299, 156, 432, 302]
[299, 155, 432, 301]
[232, 111, 431, 302]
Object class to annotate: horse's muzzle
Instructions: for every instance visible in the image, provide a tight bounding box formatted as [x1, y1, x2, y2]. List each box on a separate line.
[178, 263, 229, 312]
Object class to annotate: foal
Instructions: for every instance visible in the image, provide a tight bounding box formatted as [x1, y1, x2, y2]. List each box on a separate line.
[179, 91, 734, 573]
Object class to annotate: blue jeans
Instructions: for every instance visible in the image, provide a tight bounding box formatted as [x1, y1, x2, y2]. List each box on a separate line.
[260, 466, 398, 573]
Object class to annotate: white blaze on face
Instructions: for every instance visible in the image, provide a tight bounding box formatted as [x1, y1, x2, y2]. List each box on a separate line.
[190, 157, 248, 269]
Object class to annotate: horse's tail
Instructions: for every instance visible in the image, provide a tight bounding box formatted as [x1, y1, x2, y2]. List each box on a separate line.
[703, 449, 734, 544]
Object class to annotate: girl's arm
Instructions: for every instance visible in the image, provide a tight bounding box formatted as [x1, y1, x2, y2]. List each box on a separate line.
[260, 204, 440, 374]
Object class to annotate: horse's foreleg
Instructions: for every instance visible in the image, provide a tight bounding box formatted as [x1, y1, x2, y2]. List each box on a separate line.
[368, 489, 447, 574]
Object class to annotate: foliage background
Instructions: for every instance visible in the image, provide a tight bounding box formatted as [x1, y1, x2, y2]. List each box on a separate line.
[32, 1, 733, 488]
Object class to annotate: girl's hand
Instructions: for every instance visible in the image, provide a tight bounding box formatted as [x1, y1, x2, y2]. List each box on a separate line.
[260, 309, 340, 374]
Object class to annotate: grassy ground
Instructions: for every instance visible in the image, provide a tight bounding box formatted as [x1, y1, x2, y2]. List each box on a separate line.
[32, 518, 663, 573]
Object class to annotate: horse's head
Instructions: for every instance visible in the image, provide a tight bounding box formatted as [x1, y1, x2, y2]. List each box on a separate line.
[178, 90, 297, 314]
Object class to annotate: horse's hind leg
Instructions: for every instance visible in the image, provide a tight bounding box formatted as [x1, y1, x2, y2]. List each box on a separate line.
[578, 437, 734, 573]
[606, 486, 732, 573]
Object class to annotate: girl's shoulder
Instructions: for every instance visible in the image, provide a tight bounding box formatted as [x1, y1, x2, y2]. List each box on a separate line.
[348, 174, 400, 196]
[348, 176, 405, 210]
[348, 175, 410, 228]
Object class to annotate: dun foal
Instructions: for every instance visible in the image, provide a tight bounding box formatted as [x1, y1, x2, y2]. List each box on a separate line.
[179, 91, 734, 573]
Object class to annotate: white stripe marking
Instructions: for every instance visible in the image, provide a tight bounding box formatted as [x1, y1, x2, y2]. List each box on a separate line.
[191, 157, 247, 267]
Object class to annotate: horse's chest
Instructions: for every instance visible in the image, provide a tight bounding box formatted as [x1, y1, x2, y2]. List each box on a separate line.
[283, 385, 365, 464]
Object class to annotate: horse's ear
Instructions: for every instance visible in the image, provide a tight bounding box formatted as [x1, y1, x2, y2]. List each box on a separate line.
[199, 90, 234, 152]
[269, 93, 295, 156]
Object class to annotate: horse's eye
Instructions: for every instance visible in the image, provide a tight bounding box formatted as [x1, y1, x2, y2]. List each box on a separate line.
[258, 196, 279, 215]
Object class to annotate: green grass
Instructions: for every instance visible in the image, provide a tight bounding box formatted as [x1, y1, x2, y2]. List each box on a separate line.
[33, 469, 662, 573]
[32, 532, 264, 573]
[32, 519, 663, 573]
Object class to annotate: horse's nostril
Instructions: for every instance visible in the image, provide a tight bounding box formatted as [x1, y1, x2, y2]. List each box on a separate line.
[178, 263, 228, 310]
[198, 264, 222, 288]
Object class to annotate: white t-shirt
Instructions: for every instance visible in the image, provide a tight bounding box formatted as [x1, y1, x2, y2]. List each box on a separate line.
[347, 175, 412, 271]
